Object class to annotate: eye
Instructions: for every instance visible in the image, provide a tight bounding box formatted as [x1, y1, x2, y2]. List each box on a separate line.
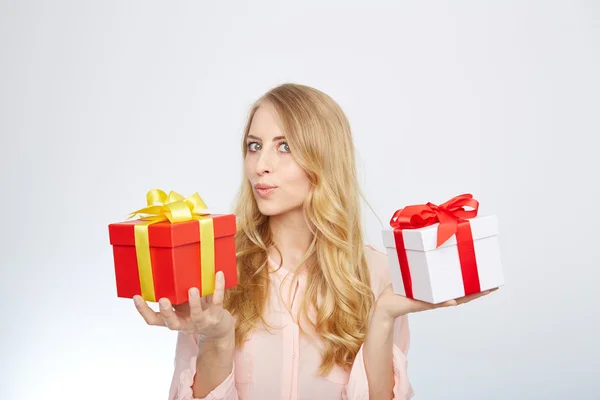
[247, 142, 262, 152]
[278, 142, 291, 153]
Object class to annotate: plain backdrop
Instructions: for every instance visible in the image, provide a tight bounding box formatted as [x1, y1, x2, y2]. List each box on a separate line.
[1, 1, 599, 399]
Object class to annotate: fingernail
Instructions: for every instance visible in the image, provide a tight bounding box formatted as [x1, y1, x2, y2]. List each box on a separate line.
[133, 296, 141, 306]
[159, 299, 169, 309]
[189, 288, 199, 299]
[217, 271, 224, 281]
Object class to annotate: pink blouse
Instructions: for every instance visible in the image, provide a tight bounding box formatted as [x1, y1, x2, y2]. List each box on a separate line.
[168, 246, 414, 400]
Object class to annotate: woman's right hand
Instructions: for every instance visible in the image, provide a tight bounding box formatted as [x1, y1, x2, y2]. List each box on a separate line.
[133, 270, 234, 343]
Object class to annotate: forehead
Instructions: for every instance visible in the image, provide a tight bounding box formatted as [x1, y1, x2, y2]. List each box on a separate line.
[247, 103, 284, 140]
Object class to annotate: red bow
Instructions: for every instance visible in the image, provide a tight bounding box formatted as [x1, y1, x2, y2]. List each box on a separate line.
[389, 193, 479, 248]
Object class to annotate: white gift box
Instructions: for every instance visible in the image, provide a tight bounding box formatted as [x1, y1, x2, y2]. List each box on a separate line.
[382, 215, 504, 304]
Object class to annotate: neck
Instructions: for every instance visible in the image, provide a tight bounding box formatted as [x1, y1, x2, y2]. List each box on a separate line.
[268, 208, 313, 272]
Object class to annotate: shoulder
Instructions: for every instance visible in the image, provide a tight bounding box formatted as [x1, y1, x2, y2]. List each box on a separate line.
[363, 244, 393, 298]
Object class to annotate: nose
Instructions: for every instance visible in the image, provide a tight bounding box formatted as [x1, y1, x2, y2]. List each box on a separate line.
[255, 148, 274, 175]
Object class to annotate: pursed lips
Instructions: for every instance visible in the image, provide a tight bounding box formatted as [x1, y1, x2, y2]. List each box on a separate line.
[254, 183, 278, 198]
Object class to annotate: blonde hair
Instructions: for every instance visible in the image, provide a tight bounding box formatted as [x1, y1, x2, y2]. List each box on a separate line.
[223, 83, 374, 375]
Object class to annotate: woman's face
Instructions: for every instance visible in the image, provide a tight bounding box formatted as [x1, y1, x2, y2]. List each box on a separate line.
[244, 102, 311, 217]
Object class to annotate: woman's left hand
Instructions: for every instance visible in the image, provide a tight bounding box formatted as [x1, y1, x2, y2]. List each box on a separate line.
[373, 284, 498, 322]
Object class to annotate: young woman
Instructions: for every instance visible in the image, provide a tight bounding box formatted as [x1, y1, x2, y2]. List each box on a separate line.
[134, 83, 494, 400]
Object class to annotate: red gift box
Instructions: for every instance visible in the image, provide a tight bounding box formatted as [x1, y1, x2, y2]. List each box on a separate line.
[108, 190, 237, 305]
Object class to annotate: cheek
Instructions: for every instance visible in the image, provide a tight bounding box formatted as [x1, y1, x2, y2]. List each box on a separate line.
[244, 157, 254, 178]
[286, 165, 311, 196]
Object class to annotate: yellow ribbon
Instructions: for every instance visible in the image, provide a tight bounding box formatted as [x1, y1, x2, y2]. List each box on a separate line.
[128, 189, 215, 301]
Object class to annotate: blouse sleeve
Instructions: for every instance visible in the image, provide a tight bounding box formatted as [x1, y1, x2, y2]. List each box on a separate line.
[342, 246, 414, 399]
[168, 332, 239, 400]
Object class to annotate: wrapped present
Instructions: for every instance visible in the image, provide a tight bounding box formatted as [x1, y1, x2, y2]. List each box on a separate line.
[108, 189, 237, 305]
[382, 194, 503, 304]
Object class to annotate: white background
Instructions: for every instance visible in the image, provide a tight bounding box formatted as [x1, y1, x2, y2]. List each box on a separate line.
[1, 1, 599, 399]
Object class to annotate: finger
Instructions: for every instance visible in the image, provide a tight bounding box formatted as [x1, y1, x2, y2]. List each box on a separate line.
[133, 295, 165, 326]
[189, 287, 205, 325]
[211, 271, 226, 307]
[408, 296, 460, 313]
[407, 298, 442, 313]
[456, 289, 494, 305]
[434, 299, 458, 308]
[158, 298, 182, 330]
[406, 288, 497, 313]
[206, 271, 226, 321]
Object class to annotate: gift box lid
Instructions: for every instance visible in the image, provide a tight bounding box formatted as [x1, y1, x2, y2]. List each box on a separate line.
[108, 213, 236, 248]
[382, 214, 498, 252]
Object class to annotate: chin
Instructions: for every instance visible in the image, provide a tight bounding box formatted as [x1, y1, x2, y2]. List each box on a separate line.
[256, 203, 284, 216]
[255, 198, 300, 217]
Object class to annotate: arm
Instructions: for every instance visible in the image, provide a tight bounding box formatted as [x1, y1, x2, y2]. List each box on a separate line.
[343, 246, 414, 400]
[363, 312, 395, 399]
[192, 332, 235, 398]
[168, 332, 238, 400]
[344, 314, 413, 400]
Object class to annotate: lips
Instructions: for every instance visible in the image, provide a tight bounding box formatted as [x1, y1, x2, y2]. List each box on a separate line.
[254, 183, 278, 198]
[254, 183, 277, 190]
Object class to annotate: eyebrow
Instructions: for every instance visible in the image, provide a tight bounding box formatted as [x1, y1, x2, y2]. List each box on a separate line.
[247, 134, 286, 142]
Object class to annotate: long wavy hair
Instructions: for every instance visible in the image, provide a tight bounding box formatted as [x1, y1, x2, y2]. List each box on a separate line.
[223, 83, 374, 375]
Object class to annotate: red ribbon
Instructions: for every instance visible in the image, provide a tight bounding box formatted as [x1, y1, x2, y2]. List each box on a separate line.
[389, 193, 481, 299]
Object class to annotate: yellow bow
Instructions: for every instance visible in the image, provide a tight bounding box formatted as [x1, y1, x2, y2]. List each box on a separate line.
[128, 189, 215, 301]
[128, 188, 210, 223]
